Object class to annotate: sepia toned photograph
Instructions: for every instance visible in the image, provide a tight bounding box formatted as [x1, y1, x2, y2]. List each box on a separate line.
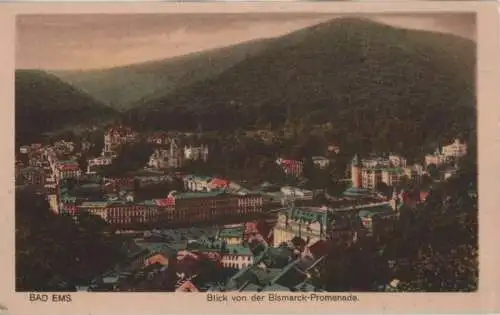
[13, 12, 479, 295]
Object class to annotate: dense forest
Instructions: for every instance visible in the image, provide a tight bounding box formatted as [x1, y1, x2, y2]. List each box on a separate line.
[122, 18, 476, 158]
[15, 189, 124, 291]
[15, 70, 117, 146]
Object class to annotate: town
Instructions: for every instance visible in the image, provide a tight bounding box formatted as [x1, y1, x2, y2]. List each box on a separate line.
[15, 124, 476, 292]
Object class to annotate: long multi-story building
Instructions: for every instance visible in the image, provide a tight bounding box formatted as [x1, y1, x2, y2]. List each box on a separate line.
[75, 200, 160, 225]
[155, 191, 263, 226]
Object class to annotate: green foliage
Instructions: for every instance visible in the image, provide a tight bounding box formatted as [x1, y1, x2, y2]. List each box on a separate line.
[124, 18, 475, 159]
[99, 142, 154, 176]
[322, 154, 478, 292]
[15, 70, 117, 145]
[15, 190, 125, 291]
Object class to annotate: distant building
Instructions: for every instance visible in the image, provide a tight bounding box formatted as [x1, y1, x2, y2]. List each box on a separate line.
[311, 156, 330, 169]
[16, 166, 45, 186]
[183, 175, 213, 192]
[442, 138, 468, 158]
[75, 200, 160, 226]
[155, 191, 264, 226]
[425, 148, 447, 166]
[425, 139, 467, 167]
[217, 225, 245, 245]
[276, 158, 304, 177]
[148, 139, 184, 169]
[87, 156, 113, 173]
[351, 154, 416, 190]
[54, 161, 82, 182]
[220, 245, 254, 269]
[103, 126, 138, 156]
[273, 206, 361, 248]
[280, 186, 313, 203]
[184, 145, 209, 162]
[327, 144, 340, 154]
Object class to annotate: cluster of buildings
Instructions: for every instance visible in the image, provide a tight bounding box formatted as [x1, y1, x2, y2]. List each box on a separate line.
[424, 138, 468, 166]
[350, 153, 424, 191]
[16, 125, 469, 292]
[146, 132, 209, 170]
[350, 139, 468, 192]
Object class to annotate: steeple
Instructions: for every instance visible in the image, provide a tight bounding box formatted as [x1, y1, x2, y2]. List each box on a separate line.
[391, 187, 399, 211]
[352, 154, 361, 166]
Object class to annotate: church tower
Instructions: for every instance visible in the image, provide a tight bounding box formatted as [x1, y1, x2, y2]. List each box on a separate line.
[390, 187, 399, 211]
[351, 154, 362, 189]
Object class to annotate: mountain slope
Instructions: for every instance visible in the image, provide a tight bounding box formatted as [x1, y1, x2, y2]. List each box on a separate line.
[53, 39, 272, 111]
[16, 70, 117, 144]
[126, 18, 476, 155]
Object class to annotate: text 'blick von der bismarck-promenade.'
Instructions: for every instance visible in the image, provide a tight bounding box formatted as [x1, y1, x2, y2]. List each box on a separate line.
[207, 293, 360, 303]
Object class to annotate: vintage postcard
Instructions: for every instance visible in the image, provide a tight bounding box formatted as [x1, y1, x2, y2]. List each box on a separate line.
[0, 1, 499, 315]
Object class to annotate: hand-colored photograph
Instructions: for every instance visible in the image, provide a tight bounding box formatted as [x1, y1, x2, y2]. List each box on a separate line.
[15, 12, 477, 293]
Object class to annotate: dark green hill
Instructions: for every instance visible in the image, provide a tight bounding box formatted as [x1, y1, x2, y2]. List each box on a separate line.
[15, 70, 117, 144]
[53, 39, 272, 111]
[126, 18, 476, 156]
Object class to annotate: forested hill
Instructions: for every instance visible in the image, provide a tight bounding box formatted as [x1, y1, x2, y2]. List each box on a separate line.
[15, 70, 117, 145]
[53, 39, 272, 111]
[124, 18, 476, 157]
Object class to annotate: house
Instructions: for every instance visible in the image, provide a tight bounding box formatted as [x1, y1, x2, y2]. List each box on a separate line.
[217, 225, 245, 245]
[183, 175, 213, 192]
[208, 178, 230, 191]
[312, 156, 330, 169]
[327, 145, 340, 154]
[441, 138, 467, 158]
[276, 158, 304, 177]
[54, 161, 82, 182]
[87, 156, 113, 173]
[220, 245, 254, 269]
[280, 186, 313, 201]
[16, 166, 45, 186]
[273, 206, 360, 248]
[103, 126, 138, 155]
[184, 145, 209, 162]
[148, 139, 184, 169]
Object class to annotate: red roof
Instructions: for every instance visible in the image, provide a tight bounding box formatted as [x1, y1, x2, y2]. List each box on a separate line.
[420, 191, 430, 202]
[210, 178, 230, 187]
[281, 159, 302, 165]
[155, 197, 175, 206]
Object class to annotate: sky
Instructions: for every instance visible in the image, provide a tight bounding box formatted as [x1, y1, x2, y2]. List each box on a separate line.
[16, 13, 476, 70]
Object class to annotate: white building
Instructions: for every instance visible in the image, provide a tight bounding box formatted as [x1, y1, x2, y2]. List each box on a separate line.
[312, 156, 330, 169]
[280, 186, 313, 201]
[388, 154, 407, 168]
[184, 145, 209, 162]
[442, 139, 468, 158]
[87, 156, 113, 174]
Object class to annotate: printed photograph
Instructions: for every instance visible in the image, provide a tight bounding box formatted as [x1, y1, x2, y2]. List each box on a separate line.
[15, 13, 477, 293]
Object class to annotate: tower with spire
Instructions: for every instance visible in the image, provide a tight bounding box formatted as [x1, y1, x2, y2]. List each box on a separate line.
[390, 187, 399, 211]
[351, 154, 362, 189]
